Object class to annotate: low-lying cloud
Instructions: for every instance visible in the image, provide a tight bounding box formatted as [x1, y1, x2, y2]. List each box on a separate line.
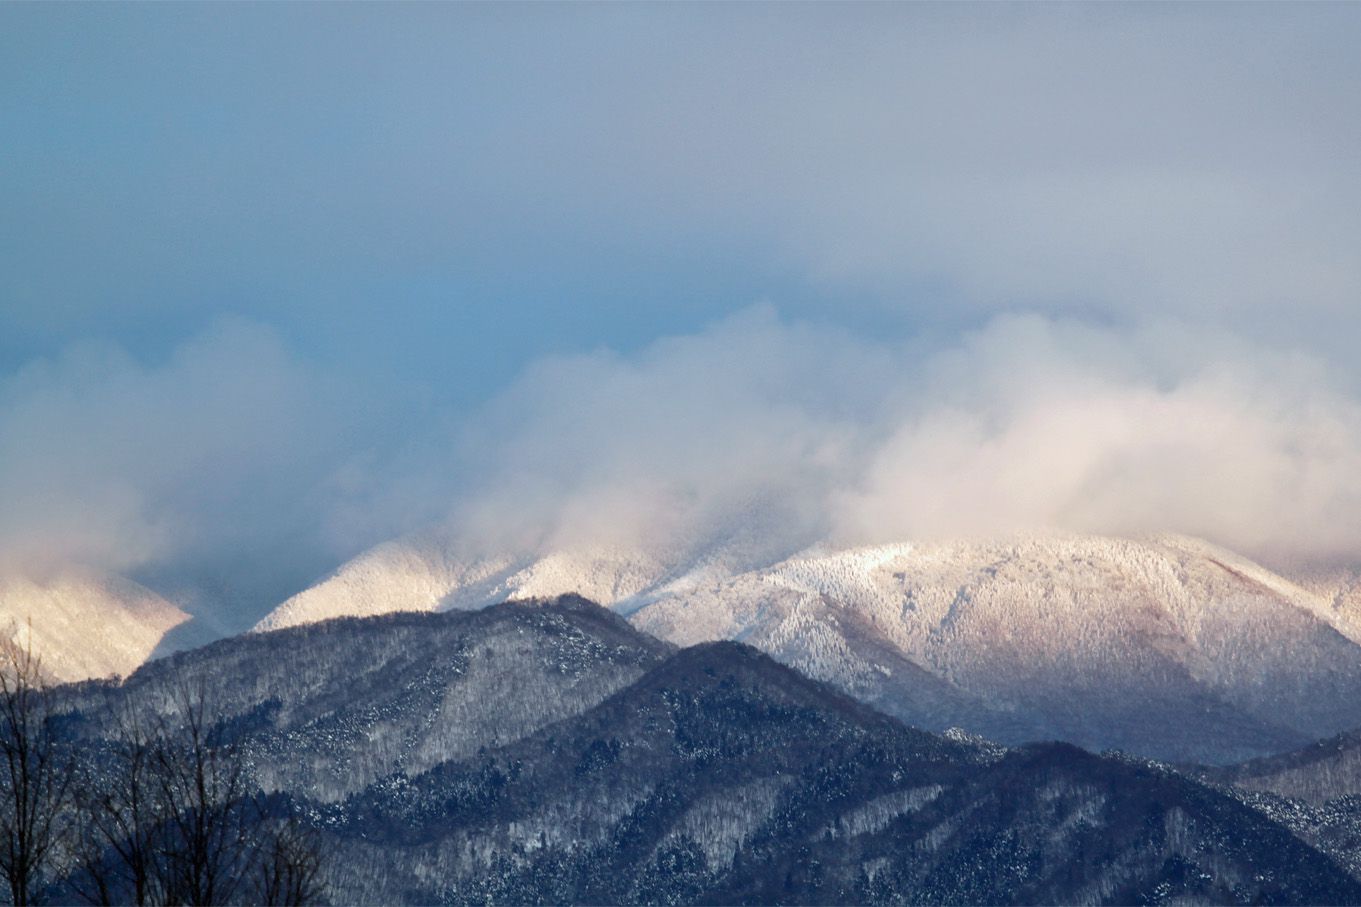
[7, 307, 1361, 628]
[451, 308, 1361, 569]
[0, 320, 414, 620]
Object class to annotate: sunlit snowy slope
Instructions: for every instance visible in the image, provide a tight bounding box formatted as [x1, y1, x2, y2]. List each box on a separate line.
[0, 570, 190, 682]
[256, 531, 1361, 762]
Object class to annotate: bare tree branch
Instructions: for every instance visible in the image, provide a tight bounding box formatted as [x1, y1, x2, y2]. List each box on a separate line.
[0, 621, 74, 905]
[70, 677, 327, 906]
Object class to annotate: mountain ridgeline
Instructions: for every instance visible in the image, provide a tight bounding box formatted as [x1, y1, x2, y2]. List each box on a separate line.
[256, 532, 1361, 765]
[48, 598, 1361, 905]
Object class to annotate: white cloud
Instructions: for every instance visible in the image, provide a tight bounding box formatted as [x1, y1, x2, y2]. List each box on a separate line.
[446, 306, 882, 559]
[452, 309, 1361, 567]
[0, 320, 394, 602]
[8, 305, 1361, 627]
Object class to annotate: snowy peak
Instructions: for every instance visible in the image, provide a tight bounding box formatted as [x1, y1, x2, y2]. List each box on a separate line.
[0, 569, 190, 682]
[253, 537, 523, 633]
[253, 533, 762, 633]
[632, 531, 1361, 760]
[254, 510, 820, 634]
[255, 529, 1361, 761]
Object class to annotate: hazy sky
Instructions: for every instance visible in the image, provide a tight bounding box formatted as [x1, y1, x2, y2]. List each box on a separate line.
[4, 4, 1361, 626]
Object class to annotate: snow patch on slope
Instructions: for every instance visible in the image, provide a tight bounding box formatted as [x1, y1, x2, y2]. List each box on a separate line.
[0, 570, 190, 682]
[1275, 561, 1361, 639]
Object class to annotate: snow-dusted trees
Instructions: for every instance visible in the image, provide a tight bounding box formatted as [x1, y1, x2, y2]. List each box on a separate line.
[71, 684, 324, 906]
[0, 630, 73, 905]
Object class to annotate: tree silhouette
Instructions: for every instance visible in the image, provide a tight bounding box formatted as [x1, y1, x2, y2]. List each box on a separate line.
[72, 682, 325, 906]
[0, 626, 73, 905]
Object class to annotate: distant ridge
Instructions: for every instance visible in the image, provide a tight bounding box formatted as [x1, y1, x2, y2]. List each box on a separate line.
[256, 530, 1361, 763]
[0, 569, 189, 682]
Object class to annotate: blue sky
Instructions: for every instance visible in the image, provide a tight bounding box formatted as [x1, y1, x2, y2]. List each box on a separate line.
[5, 4, 1361, 625]
[3, 4, 827, 397]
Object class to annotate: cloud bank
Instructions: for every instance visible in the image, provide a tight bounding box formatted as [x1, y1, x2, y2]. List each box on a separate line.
[6, 307, 1361, 626]
[450, 308, 1361, 569]
[5, 5, 1361, 624]
[0, 320, 418, 622]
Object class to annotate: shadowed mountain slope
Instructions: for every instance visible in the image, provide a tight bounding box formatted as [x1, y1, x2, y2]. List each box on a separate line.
[58, 598, 1361, 905]
[66, 595, 672, 800]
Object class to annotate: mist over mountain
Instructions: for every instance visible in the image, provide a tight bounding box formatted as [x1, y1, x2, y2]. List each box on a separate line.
[10, 310, 1361, 638]
[7, 5, 1361, 627]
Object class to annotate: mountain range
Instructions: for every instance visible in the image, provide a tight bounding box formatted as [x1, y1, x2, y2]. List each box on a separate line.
[8, 530, 1361, 770]
[245, 531, 1361, 764]
[53, 597, 1361, 906]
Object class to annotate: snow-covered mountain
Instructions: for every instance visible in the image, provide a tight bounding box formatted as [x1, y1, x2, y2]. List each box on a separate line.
[0, 569, 190, 682]
[1279, 563, 1361, 636]
[254, 523, 787, 633]
[256, 531, 1361, 762]
[634, 533, 1361, 762]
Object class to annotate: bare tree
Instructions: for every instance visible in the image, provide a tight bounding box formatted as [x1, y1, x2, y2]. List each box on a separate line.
[71, 708, 163, 906]
[257, 812, 323, 907]
[152, 682, 258, 906]
[72, 681, 326, 906]
[0, 626, 73, 905]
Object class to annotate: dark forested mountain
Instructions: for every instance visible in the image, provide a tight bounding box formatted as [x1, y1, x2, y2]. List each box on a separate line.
[1205, 730, 1361, 805]
[63, 596, 674, 801]
[1193, 732, 1361, 885]
[47, 598, 1361, 905]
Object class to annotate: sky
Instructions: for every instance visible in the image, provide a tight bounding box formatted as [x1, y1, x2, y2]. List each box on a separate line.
[3, 4, 1361, 628]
